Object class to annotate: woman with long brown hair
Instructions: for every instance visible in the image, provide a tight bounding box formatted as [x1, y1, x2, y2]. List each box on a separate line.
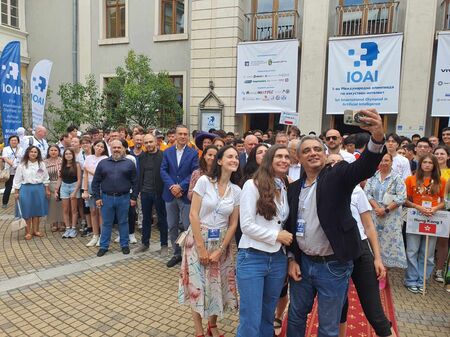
[187, 145, 218, 201]
[44, 144, 64, 232]
[404, 154, 445, 294]
[56, 148, 81, 239]
[236, 144, 293, 337]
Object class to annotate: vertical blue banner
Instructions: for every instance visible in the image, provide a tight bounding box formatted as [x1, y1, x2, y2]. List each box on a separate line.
[0, 41, 22, 145]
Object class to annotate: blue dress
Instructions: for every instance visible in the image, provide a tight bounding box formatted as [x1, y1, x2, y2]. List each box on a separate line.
[365, 170, 407, 268]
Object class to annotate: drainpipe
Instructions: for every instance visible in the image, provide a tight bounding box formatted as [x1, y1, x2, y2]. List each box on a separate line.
[73, 0, 78, 83]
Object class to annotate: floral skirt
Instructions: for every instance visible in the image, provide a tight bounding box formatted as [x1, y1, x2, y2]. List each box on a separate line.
[178, 226, 237, 318]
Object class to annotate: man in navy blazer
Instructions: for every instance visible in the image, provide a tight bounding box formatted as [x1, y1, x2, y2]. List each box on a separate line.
[160, 125, 199, 267]
[239, 134, 259, 169]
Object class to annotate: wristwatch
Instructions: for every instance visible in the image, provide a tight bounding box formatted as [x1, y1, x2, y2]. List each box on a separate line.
[384, 208, 390, 214]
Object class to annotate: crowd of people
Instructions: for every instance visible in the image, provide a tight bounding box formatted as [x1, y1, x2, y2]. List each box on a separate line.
[1, 109, 449, 337]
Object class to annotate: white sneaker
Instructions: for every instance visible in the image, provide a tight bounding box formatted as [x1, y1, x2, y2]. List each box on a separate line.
[86, 235, 99, 247]
[114, 236, 120, 243]
[96, 237, 101, 247]
[129, 234, 137, 244]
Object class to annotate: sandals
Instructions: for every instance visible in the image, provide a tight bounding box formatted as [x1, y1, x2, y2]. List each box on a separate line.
[274, 318, 283, 336]
[51, 224, 59, 232]
[24, 233, 32, 240]
[207, 323, 224, 337]
[33, 231, 44, 237]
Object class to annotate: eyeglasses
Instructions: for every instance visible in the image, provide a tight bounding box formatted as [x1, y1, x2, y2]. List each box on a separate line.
[325, 136, 338, 141]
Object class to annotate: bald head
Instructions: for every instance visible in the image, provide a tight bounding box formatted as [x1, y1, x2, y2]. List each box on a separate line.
[244, 134, 258, 155]
[288, 139, 300, 164]
[35, 125, 47, 139]
[324, 129, 343, 152]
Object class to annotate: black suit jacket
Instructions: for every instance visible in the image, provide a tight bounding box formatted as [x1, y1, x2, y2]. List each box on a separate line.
[285, 147, 384, 263]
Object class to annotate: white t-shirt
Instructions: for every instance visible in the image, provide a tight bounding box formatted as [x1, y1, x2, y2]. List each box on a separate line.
[84, 155, 107, 183]
[193, 175, 241, 229]
[350, 185, 372, 240]
[340, 149, 356, 163]
[1, 146, 24, 175]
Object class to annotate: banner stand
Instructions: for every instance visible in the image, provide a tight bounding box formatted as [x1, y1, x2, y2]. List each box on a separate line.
[422, 235, 429, 296]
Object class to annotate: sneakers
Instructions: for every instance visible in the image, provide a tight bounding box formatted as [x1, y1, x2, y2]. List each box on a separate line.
[62, 228, 71, 238]
[114, 236, 120, 243]
[418, 286, 426, 294]
[86, 235, 99, 247]
[166, 255, 182, 268]
[68, 228, 78, 238]
[129, 234, 137, 244]
[96, 237, 101, 247]
[122, 247, 130, 255]
[434, 269, 444, 283]
[134, 245, 149, 254]
[2, 204, 7, 209]
[405, 285, 419, 294]
[81, 227, 93, 237]
[97, 248, 108, 257]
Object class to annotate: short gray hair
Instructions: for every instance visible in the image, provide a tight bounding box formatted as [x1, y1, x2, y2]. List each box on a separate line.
[297, 135, 326, 155]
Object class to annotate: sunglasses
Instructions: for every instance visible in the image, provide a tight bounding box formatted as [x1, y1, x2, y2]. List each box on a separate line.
[325, 136, 338, 141]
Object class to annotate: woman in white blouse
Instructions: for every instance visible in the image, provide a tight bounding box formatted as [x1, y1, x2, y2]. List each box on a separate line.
[179, 145, 241, 337]
[236, 144, 293, 337]
[1, 135, 24, 208]
[13, 146, 50, 240]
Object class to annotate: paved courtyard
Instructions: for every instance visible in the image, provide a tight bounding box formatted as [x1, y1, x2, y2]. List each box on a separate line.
[0, 197, 448, 337]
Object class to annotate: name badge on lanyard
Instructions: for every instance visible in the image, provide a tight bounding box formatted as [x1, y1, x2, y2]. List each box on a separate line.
[296, 219, 305, 237]
[208, 228, 220, 241]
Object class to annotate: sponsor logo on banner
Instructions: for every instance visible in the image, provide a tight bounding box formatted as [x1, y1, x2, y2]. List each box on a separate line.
[0, 41, 22, 145]
[431, 32, 450, 117]
[326, 34, 402, 115]
[236, 40, 299, 114]
[30, 59, 53, 128]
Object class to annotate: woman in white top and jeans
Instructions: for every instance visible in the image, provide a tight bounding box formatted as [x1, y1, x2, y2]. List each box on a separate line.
[13, 146, 50, 240]
[1, 135, 24, 208]
[179, 145, 241, 337]
[237, 144, 293, 337]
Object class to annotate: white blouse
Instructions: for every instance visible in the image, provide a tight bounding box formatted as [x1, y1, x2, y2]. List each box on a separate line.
[350, 185, 372, 241]
[1, 146, 24, 175]
[239, 179, 289, 253]
[193, 175, 240, 229]
[13, 161, 50, 189]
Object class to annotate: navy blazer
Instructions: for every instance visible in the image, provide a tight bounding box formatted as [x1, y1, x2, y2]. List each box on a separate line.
[285, 146, 384, 263]
[239, 152, 247, 171]
[160, 145, 199, 203]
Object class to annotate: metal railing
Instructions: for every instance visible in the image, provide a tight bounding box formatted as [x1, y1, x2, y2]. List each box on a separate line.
[244, 10, 300, 41]
[335, 1, 399, 36]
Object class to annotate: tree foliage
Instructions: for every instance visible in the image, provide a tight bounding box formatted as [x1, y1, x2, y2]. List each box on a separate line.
[104, 50, 183, 129]
[47, 74, 104, 138]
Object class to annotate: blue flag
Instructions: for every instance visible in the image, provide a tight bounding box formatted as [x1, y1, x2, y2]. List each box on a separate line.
[1, 41, 22, 145]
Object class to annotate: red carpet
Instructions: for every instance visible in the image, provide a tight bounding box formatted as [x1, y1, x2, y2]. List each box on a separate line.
[279, 276, 398, 337]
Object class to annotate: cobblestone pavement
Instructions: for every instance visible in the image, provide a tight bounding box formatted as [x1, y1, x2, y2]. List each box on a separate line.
[0, 198, 449, 337]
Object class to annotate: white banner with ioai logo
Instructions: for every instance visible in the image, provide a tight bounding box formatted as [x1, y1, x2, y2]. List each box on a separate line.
[326, 33, 403, 115]
[431, 32, 450, 117]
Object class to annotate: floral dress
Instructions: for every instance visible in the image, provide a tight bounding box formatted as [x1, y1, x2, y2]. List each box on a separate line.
[178, 175, 240, 318]
[365, 170, 407, 268]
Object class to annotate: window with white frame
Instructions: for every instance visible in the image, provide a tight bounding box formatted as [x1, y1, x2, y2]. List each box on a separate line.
[1, 0, 18, 28]
[105, 0, 126, 38]
[161, 0, 184, 34]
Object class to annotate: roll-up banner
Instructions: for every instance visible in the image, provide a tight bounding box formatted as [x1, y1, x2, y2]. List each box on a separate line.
[0, 40, 22, 145]
[431, 32, 450, 117]
[326, 33, 403, 115]
[31, 59, 53, 128]
[236, 39, 299, 114]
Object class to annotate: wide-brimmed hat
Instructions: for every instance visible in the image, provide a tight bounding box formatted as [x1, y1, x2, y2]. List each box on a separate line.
[195, 131, 218, 150]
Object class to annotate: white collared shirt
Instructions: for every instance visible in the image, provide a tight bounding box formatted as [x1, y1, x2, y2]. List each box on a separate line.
[13, 161, 50, 189]
[176, 144, 187, 166]
[289, 163, 301, 182]
[31, 137, 49, 156]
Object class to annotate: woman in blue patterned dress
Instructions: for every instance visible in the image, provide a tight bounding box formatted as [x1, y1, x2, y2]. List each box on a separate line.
[365, 153, 407, 276]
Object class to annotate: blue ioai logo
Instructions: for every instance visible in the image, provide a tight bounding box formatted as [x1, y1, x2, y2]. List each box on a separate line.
[346, 42, 380, 83]
[33, 76, 47, 92]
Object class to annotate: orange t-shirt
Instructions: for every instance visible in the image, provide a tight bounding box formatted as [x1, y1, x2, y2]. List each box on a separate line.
[405, 176, 446, 207]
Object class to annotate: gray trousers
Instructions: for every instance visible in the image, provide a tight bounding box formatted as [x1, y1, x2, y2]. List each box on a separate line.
[165, 198, 190, 257]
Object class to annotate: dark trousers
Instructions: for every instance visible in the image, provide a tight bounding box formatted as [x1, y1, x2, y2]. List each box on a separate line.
[2, 175, 13, 206]
[141, 191, 168, 247]
[128, 204, 136, 235]
[341, 240, 392, 337]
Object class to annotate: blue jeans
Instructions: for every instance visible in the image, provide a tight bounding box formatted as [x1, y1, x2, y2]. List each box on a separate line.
[141, 192, 168, 247]
[166, 198, 190, 257]
[404, 233, 437, 287]
[99, 193, 130, 250]
[288, 254, 353, 337]
[236, 249, 287, 337]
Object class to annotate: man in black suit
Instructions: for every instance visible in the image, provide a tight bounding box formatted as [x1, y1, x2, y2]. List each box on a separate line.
[238, 134, 258, 169]
[285, 109, 385, 337]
